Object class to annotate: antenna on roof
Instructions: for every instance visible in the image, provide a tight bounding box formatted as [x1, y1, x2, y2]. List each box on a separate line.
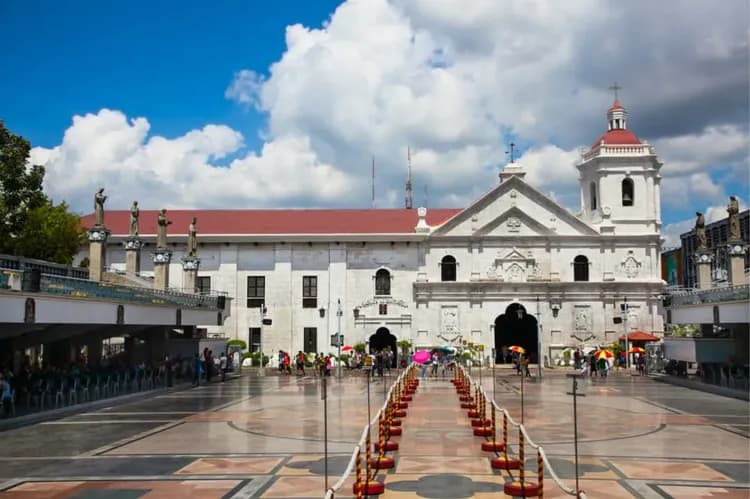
[371, 154, 376, 209]
[405, 146, 413, 209]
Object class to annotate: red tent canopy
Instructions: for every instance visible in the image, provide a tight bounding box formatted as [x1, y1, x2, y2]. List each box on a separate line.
[619, 331, 660, 342]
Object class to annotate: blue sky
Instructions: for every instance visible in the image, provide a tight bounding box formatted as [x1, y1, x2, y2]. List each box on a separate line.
[1, 0, 748, 246]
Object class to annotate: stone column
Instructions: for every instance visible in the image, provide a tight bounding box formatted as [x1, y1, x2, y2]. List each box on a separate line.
[727, 242, 748, 286]
[181, 257, 201, 293]
[87, 227, 111, 281]
[152, 250, 173, 290]
[124, 238, 142, 275]
[694, 251, 713, 290]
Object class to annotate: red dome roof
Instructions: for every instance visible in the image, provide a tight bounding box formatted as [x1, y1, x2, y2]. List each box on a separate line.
[608, 100, 624, 111]
[591, 128, 640, 148]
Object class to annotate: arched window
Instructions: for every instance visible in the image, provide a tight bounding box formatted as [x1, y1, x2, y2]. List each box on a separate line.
[589, 182, 598, 211]
[375, 269, 391, 296]
[573, 255, 589, 282]
[622, 178, 634, 206]
[441, 255, 457, 281]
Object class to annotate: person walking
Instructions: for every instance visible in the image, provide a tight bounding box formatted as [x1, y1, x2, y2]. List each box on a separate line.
[219, 352, 227, 382]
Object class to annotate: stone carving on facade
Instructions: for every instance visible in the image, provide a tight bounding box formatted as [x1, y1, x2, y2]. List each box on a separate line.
[574, 307, 591, 332]
[529, 262, 542, 279]
[621, 252, 642, 278]
[156, 209, 172, 250]
[506, 217, 521, 232]
[506, 262, 525, 282]
[187, 217, 198, 257]
[441, 306, 459, 335]
[486, 264, 498, 279]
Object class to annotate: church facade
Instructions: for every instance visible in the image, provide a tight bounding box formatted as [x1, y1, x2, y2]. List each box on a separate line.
[81, 100, 665, 363]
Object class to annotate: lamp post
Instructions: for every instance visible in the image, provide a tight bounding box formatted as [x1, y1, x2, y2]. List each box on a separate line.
[536, 296, 543, 380]
[336, 299, 343, 377]
[259, 304, 266, 374]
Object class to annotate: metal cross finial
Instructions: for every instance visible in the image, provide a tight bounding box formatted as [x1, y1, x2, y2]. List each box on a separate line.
[609, 81, 622, 101]
[506, 142, 516, 163]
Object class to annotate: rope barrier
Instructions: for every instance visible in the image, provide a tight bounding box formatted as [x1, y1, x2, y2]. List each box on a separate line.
[459, 366, 587, 499]
[324, 366, 413, 499]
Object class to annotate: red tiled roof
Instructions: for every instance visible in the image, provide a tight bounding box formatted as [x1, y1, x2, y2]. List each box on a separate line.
[591, 128, 640, 148]
[619, 331, 660, 342]
[80, 209, 462, 235]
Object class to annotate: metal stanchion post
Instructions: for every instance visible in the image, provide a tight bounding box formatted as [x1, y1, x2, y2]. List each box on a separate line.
[566, 373, 585, 496]
[322, 375, 328, 492]
[520, 360, 525, 425]
[492, 348, 496, 402]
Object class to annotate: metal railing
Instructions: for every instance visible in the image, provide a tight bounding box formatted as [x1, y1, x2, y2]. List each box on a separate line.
[39, 273, 225, 309]
[0, 253, 89, 279]
[461, 366, 587, 498]
[668, 284, 749, 307]
[324, 367, 412, 498]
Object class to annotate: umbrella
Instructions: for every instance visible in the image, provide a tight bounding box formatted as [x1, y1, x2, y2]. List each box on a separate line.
[413, 351, 431, 364]
[508, 345, 525, 354]
[628, 347, 645, 354]
[594, 350, 613, 360]
[440, 345, 456, 353]
[341, 345, 353, 352]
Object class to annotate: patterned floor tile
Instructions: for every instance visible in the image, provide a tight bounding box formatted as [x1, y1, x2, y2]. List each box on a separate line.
[175, 457, 284, 475]
[657, 485, 750, 498]
[610, 460, 733, 481]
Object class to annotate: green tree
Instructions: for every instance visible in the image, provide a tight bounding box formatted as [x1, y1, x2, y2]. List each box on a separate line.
[0, 121, 82, 262]
[14, 201, 84, 264]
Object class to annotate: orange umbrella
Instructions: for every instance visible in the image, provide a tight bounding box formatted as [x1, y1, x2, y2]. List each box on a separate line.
[341, 345, 353, 352]
[628, 347, 645, 354]
[594, 350, 613, 360]
[508, 345, 525, 354]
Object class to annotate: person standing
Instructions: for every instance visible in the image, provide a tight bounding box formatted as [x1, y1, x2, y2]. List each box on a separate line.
[219, 352, 227, 382]
[193, 353, 201, 386]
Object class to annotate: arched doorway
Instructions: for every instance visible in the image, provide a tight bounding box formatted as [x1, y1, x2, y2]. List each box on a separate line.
[494, 303, 538, 364]
[369, 327, 397, 366]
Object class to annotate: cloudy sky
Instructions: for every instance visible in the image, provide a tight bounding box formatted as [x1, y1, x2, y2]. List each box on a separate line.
[2, 0, 748, 246]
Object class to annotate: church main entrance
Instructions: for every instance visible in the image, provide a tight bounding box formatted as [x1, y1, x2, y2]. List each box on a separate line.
[494, 303, 538, 364]
[369, 327, 397, 365]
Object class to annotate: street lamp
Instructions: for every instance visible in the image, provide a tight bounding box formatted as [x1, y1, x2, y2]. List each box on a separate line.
[336, 299, 343, 377]
[621, 297, 630, 370]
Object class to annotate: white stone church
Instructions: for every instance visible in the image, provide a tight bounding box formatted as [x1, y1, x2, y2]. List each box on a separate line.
[82, 100, 665, 364]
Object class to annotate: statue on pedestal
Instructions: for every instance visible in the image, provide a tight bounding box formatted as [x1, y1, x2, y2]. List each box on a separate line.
[694, 211, 707, 251]
[156, 209, 172, 250]
[727, 195, 740, 241]
[187, 217, 198, 257]
[129, 201, 139, 237]
[94, 188, 107, 227]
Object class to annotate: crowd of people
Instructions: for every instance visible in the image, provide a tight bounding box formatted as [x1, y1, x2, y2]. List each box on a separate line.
[192, 348, 237, 385]
[573, 347, 647, 380]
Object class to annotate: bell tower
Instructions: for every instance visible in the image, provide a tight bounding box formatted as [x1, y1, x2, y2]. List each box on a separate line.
[577, 95, 662, 235]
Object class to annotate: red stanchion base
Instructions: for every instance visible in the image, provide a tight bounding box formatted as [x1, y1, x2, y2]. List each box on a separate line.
[473, 427, 492, 436]
[374, 441, 399, 451]
[397, 402, 408, 409]
[467, 410, 480, 418]
[401, 395, 412, 401]
[481, 441, 506, 452]
[491, 456, 520, 469]
[389, 426, 402, 436]
[459, 396, 473, 402]
[471, 418, 491, 427]
[390, 419, 402, 426]
[394, 410, 407, 418]
[353, 481, 385, 495]
[503, 480, 541, 496]
[369, 456, 395, 469]
[460, 403, 476, 409]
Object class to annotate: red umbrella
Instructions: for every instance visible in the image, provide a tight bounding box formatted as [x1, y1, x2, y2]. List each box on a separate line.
[341, 345, 353, 352]
[594, 350, 614, 360]
[508, 345, 526, 354]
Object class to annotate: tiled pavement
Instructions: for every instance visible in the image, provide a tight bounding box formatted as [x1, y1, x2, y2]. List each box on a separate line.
[0, 369, 747, 498]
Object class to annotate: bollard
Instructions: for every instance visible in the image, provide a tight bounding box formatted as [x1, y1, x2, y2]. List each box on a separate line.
[490, 411, 520, 469]
[538, 448, 544, 498]
[370, 415, 395, 469]
[481, 402, 505, 452]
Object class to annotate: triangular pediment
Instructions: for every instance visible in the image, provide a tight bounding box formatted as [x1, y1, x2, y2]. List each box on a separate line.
[474, 206, 554, 236]
[431, 176, 598, 237]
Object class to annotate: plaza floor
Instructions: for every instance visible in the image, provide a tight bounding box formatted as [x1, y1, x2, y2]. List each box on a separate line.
[0, 368, 747, 498]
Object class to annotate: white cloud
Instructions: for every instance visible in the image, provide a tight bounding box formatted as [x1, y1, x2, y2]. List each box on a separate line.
[661, 196, 747, 247]
[30, 0, 749, 218]
[32, 110, 351, 212]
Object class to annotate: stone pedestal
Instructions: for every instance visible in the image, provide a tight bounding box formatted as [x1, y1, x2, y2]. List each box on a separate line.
[694, 251, 713, 289]
[152, 250, 173, 290]
[87, 227, 111, 282]
[727, 242, 748, 286]
[181, 257, 201, 293]
[124, 238, 142, 275]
